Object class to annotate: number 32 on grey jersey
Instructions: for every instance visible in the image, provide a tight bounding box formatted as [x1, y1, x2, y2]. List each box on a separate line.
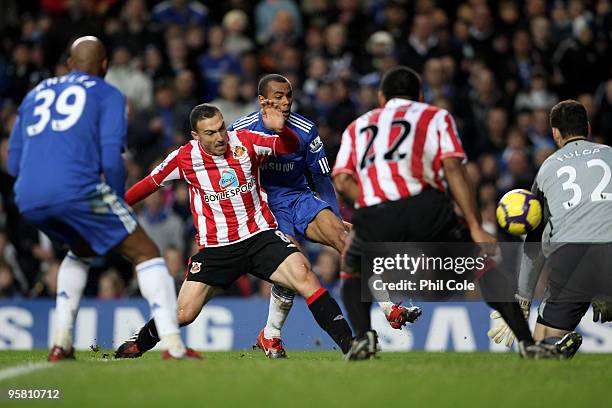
[534, 140, 612, 255]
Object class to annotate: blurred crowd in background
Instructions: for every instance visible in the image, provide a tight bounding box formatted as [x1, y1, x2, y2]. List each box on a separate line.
[0, 0, 611, 300]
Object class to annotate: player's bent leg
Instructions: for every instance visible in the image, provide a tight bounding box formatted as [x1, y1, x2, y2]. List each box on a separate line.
[115, 226, 186, 358]
[340, 233, 373, 337]
[49, 250, 92, 362]
[258, 284, 294, 359]
[115, 281, 216, 360]
[177, 281, 222, 326]
[269, 253, 374, 359]
[304, 209, 347, 253]
[257, 233, 301, 359]
[533, 322, 569, 343]
[534, 301, 588, 359]
[261, 234, 300, 342]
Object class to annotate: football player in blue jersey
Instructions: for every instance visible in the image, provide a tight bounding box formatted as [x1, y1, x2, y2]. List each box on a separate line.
[7, 36, 198, 361]
[229, 74, 420, 358]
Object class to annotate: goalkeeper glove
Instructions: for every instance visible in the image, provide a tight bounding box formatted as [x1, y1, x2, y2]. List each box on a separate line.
[487, 294, 531, 348]
[592, 296, 612, 323]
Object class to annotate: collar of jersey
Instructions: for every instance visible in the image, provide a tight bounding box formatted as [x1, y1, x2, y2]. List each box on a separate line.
[385, 98, 414, 108]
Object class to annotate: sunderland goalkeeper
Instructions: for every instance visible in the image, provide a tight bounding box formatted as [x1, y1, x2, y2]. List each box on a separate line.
[488, 100, 612, 357]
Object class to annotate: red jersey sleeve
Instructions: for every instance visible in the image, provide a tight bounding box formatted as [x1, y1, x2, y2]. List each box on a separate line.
[236, 126, 300, 158]
[125, 148, 183, 205]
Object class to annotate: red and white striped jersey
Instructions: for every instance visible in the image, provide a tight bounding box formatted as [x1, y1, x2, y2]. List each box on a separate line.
[332, 98, 466, 208]
[141, 128, 299, 248]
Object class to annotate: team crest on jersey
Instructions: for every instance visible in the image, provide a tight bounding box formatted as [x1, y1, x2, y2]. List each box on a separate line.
[233, 145, 247, 159]
[309, 136, 323, 153]
[190, 262, 202, 274]
[219, 169, 239, 190]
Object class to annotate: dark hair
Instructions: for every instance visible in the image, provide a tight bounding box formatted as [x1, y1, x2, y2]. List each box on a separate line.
[380, 66, 421, 101]
[189, 104, 220, 131]
[257, 74, 290, 97]
[550, 100, 589, 138]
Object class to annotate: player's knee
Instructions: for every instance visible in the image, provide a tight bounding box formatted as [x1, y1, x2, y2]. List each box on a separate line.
[289, 261, 310, 284]
[177, 306, 199, 326]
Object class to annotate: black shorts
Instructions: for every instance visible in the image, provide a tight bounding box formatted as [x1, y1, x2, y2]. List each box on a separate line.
[185, 230, 299, 289]
[351, 188, 456, 242]
[537, 243, 612, 330]
[537, 301, 590, 331]
[343, 191, 519, 302]
[344, 190, 465, 274]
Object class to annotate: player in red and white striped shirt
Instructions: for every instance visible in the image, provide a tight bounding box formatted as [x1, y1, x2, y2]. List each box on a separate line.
[332, 66, 548, 358]
[126, 111, 290, 248]
[333, 89, 466, 209]
[115, 102, 375, 360]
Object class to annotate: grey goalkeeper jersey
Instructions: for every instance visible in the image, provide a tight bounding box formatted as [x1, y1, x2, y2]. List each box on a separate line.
[534, 139, 612, 257]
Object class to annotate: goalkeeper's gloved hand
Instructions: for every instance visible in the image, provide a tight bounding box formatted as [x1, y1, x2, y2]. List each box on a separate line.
[487, 294, 531, 348]
[592, 296, 612, 323]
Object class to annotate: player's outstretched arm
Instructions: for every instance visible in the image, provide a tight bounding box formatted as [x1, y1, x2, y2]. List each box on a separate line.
[125, 176, 160, 206]
[125, 149, 183, 206]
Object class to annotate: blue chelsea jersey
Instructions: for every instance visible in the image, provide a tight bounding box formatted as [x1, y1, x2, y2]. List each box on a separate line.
[228, 111, 338, 214]
[8, 71, 127, 212]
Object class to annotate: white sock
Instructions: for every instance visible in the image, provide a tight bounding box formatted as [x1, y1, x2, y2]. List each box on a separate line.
[135, 258, 183, 352]
[53, 252, 89, 350]
[377, 301, 394, 316]
[263, 284, 294, 339]
[367, 273, 394, 316]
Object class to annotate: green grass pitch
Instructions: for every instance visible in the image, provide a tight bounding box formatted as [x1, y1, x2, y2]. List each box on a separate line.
[0, 350, 610, 407]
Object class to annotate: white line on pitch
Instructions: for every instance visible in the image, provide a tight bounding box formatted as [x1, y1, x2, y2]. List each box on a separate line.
[0, 362, 54, 382]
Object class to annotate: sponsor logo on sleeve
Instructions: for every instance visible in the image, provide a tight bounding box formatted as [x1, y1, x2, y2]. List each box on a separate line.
[309, 135, 323, 153]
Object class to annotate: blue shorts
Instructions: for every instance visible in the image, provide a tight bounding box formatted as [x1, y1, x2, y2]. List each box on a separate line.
[22, 184, 137, 255]
[269, 191, 331, 238]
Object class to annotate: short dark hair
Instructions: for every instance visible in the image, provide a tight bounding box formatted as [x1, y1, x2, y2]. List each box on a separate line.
[550, 100, 589, 138]
[189, 103, 220, 131]
[380, 66, 421, 101]
[257, 74, 290, 97]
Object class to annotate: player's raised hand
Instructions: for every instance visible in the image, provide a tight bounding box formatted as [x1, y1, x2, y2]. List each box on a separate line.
[261, 99, 285, 131]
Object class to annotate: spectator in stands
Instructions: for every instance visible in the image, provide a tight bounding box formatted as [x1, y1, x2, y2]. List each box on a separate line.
[211, 73, 253, 125]
[106, 46, 153, 112]
[198, 25, 241, 101]
[553, 15, 607, 98]
[222, 9, 254, 57]
[137, 190, 185, 255]
[400, 13, 440, 73]
[255, 0, 302, 45]
[152, 0, 208, 27]
[0, 259, 17, 298]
